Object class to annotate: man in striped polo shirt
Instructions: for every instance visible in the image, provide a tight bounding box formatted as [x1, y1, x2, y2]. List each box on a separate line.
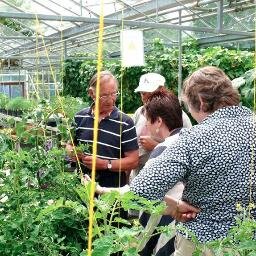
[71, 71, 139, 188]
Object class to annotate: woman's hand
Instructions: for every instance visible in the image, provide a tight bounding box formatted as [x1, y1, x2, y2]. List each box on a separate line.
[81, 174, 104, 194]
[139, 136, 158, 151]
[164, 195, 200, 222]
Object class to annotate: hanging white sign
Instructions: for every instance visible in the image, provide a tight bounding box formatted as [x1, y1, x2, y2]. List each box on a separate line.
[120, 30, 145, 67]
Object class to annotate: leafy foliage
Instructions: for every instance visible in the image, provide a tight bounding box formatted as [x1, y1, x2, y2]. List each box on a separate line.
[0, 146, 85, 256]
[192, 204, 256, 256]
[62, 59, 85, 98]
[237, 69, 256, 110]
[0, 113, 168, 255]
[0, 93, 9, 109]
[5, 97, 37, 113]
[62, 39, 254, 113]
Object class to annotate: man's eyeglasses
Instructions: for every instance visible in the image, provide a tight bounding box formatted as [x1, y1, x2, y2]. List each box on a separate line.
[99, 92, 120, 100]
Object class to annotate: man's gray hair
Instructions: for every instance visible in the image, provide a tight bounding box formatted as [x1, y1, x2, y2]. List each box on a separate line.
[89, 70, 119, 89]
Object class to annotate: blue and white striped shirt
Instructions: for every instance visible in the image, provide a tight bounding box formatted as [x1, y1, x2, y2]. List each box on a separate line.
[75, 106, 138, 187]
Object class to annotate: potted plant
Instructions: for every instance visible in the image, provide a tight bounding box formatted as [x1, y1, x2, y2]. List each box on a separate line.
[0, 93, 9, 114]
[6, 97, 24, 117]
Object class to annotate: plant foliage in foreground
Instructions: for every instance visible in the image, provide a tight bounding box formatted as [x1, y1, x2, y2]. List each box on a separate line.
[0, 122, 166, 255]
[0, 98, 255, 255]
[188, 204, 256, 256]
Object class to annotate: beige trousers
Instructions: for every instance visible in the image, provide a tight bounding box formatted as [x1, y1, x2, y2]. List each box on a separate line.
[174, 234, 213, 256]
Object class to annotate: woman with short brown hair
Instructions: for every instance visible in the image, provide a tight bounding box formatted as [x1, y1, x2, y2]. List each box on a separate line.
[183, 66, 240, 117]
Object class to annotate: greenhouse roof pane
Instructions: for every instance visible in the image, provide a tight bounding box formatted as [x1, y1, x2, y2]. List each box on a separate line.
[0, 0, 254, 69]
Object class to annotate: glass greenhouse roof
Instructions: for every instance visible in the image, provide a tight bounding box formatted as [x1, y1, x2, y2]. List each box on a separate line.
[0, 0, 255, 70]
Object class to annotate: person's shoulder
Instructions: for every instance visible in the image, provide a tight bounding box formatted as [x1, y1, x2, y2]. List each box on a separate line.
[179, 125, 201, 137]
[179, 121, 217, 146]
[182, 111, 192, 128]
[133, 105, 144, 121]
[134, 106, 144, 115]
[163, 133, 180, 146]
[75, 107, 90, 117]
[116, 108, 134, 122]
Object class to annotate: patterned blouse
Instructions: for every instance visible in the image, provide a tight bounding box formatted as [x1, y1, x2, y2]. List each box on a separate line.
[130, 106, 256, 242]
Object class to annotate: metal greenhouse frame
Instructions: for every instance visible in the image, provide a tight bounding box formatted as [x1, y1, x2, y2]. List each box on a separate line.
[0, 0, 255, 96]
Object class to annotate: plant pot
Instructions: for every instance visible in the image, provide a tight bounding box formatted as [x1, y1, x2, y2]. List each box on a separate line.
[46, 120, 57, 127]
[14, 110, 23, 117]
[7, 110, 14, 116]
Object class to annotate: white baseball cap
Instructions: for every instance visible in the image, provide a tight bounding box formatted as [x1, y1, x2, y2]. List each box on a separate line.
[134, 73, 166, 92]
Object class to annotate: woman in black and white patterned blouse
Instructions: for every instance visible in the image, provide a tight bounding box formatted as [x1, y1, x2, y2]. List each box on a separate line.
[130, 66, 256, 256]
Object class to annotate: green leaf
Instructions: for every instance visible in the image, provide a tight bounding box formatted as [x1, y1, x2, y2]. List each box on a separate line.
[113, 217, 131, 226]
[36, 198, 64, 220]
[92, 236, 115, 256]
[238, 240, 256, 250]
[123, 247, 139, 256]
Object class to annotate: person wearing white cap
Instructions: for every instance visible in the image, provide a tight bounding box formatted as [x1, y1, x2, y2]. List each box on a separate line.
[131, 73, 192, 180]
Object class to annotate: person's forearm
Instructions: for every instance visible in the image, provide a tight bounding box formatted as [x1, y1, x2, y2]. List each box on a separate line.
[82, 174, 130, 195]
[164, 196, 179, 216]
[164, 195, 200, 222]
[98, 185, 130, 195]
[102, 157, 139, 172]
[81, 152, 139, 171]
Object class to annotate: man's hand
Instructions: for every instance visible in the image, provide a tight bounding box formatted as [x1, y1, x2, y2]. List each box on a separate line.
[65, 144, 84, 162]
[82, 149, 139, 171]
[81, 155, 106, 170]
[139, 136, 159, 151]
[164, 195, 200, 222]
[66, 143, 74, 156]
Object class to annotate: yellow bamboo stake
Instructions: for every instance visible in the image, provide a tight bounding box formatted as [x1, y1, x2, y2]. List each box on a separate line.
[118, 9, 125, 202]
[87, 0, 104, 255]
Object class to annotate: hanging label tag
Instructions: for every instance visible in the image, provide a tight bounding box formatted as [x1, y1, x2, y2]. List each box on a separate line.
[120, 30, 145, 67]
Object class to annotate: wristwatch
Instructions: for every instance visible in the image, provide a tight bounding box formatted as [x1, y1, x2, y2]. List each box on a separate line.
[107, 159, 112, 170]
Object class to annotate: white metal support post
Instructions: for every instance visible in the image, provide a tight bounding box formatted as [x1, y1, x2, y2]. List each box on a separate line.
[217, 0, 224, 32]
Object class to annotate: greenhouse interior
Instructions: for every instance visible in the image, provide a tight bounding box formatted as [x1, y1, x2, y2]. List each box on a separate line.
[0, 0, 255, 255]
